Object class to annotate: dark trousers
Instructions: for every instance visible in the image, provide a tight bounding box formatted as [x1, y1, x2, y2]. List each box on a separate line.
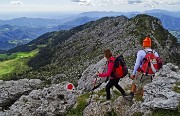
[106, 78, 125, 100]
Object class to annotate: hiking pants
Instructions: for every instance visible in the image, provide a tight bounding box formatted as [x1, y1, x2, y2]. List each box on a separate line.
[106, 78, 125, 100]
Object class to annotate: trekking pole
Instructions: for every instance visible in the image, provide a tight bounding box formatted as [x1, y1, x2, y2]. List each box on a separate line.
[88, 64, 107, 105]
[88, 74, 98, 105]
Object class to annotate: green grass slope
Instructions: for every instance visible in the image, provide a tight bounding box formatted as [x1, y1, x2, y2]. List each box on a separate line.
[0, 50, 38, 80]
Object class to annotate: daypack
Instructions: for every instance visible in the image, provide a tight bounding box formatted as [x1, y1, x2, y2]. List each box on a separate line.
[111, 55, 128, 78]
[141, 49, 163, 75]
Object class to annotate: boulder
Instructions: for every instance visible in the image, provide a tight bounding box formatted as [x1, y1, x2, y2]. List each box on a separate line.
[77, 58, 107, 91]
[142, 63, 180, 110]
[1, 82, 81, 116]
[0, 79, 42, 109]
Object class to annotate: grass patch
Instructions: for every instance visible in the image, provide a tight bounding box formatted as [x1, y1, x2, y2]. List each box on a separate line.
[132, 112, 143, 116]
[113, 89, 121, 96]
[96, 88, 106, 97]
[173, 82, 180, 93]
[0, 50, 39, 80]
[152, 109, 180, 116]
[111, 89, 123, 102]
[134, 95, 144, 102]
[0, 53, 16, 61]
[95, 88, 106, 102]
[67, 93, 90, 116]
[105, 109, 118, 116]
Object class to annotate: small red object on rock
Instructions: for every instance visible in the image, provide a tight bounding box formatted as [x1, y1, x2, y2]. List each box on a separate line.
[66, 83, 74, 91]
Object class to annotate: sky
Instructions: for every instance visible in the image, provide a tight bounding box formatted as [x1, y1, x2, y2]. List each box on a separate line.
[0, 0, 180, 19]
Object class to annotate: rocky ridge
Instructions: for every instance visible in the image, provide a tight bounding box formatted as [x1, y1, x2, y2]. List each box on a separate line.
[0, 63, 180, 116]
[49, 14, 180, 79]
[18, 14, 180, 81]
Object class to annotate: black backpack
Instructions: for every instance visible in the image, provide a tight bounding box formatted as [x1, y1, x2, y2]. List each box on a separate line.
[111, 55, 128, 78]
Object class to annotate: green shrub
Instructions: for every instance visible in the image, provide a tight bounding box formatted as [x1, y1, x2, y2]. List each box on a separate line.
[105, 109, 117, 116]
[132, 112, 143, 116]
[152, 109, 180, 116]
[173, 82, 180, 93]
[67, 93, 90, 116]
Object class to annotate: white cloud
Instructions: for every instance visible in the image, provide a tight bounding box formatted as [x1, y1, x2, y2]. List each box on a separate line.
[128, 0, 142, 4]
[71, 0, 81, 2]
[10, 1, 23, 5]
[136, 0, 180, 7]
[71, 0, 180, 7]
[71, 0, 93, 5]
[79, 0, 93, 6]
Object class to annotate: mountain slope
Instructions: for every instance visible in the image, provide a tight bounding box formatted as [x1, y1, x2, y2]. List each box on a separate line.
[0, 24, 58, 50]
[18, 15, 178, 81]
[5, 15, 180, 82]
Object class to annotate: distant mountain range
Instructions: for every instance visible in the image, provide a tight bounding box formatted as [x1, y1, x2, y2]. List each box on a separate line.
[170, 30, 180, 43]
[144, 9, 180, 18]
[0, 16, 97, 28]
[0, 17, 98, 50]
[144, 13, 180, 30]
[0, 49, 6, 54]
[0, 24, 57, 50]
[1, 9, 180, 50]
[75, 10, 180, 30]
[0, 17, 67, 28]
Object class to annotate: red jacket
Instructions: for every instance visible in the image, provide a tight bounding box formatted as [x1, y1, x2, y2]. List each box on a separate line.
[98, 56, 115, 79]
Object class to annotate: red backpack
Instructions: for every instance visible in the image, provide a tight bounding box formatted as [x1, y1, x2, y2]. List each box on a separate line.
[110, 55, 128, 78]
[141, 49, 163, 75]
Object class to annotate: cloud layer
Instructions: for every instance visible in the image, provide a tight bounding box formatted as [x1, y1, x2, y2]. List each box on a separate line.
[10, 1, 23, 5]
[71, 0, 180, 7]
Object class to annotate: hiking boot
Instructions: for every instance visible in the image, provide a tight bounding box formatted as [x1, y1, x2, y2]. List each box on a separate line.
[125, 92, 134, 101]
[122, 93, 129, 100]
[122, 93, 127, 98]
[124, 95, 133, 101]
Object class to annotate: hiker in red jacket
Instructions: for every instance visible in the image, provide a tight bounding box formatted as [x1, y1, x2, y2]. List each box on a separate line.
[96, 49, 127, 100]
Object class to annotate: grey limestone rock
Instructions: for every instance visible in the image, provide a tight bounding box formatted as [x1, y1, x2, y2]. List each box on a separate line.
[0, 79, 42, 109]
[1, 82, 81, 116]
[142, 63, 180, 110]
[77, 58, 107, 91]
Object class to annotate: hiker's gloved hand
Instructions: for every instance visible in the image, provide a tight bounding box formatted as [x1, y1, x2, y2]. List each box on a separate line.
[130, 75, 135, 80]
[96, 72, 100, 76]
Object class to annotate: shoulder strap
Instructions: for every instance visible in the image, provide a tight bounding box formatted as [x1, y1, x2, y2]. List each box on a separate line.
[144, 49, 148, 53]
[152, 49, 156, 54]
[144, 49, 153, 54]
[107, 60, 114, 64]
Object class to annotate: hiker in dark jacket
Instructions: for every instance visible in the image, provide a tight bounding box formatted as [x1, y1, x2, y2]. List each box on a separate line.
[96, 49, 127, 100]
